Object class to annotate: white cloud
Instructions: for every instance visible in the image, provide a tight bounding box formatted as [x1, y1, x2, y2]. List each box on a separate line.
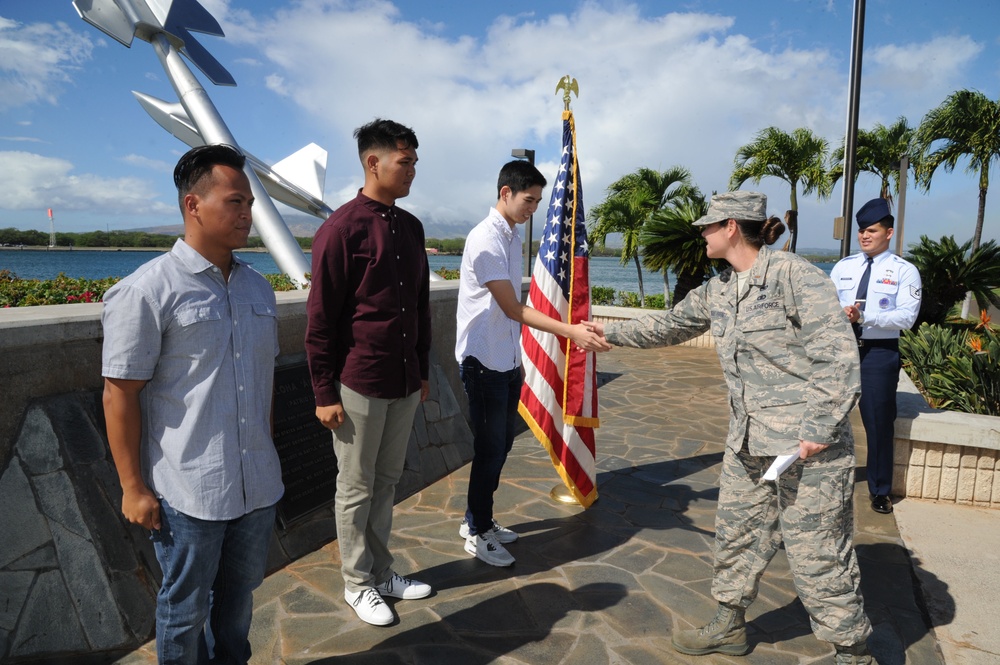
[0, 151, 174, 216]
[0, 136, 43, 143]
[0, 16, 94, 111]
[863, 35, 985, 123]
[217, 1, 850, 240]
[2, 2, 994, 246]
[121, 153, 174, 173]
[265, 73, 289, 96]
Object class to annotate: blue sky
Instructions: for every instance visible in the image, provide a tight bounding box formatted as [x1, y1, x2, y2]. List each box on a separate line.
[2, 0, 1000, 251]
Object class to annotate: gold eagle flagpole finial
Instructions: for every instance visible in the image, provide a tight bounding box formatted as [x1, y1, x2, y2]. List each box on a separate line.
[555, 75, 579, 111]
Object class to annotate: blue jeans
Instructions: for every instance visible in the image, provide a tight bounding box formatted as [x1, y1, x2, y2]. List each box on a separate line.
[461, 356, 522, 535]
[151, 500, 276, 664]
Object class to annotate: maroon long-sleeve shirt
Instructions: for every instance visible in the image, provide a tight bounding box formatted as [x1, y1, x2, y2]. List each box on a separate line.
[305, 191, 431, 406]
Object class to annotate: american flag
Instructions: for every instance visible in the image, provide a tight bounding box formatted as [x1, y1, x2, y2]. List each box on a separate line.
[518, 110, 599, 508]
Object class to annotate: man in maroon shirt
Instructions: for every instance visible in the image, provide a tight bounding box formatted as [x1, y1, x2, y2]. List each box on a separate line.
[305, 118, 432, 627]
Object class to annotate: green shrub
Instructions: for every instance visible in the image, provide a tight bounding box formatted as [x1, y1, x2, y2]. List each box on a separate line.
[435, 267, 460, 280]
[263, 273, 300, 291]
[0, 270, 304, 307]
[618, 291, 641, 308]
[900, 313, 1000, 415]
[0, 271, 118, 307]
[643, 294, 666, 309]
[591, 286, 615, 306]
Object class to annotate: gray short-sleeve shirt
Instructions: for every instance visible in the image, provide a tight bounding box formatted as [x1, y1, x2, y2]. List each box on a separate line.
[102, 239, 284, 520]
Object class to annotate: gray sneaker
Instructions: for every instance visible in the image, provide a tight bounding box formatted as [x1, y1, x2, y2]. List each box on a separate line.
[464, 530, 515, 567]
[459, 519, 519, 544]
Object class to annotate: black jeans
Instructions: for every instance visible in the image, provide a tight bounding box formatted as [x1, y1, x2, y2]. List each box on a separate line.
[460, 356, 523, 535]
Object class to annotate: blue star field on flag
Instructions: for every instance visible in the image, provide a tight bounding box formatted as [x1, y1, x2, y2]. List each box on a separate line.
[538, 128, 590, 300]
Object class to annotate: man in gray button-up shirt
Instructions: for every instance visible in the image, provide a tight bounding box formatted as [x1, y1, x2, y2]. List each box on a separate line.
[102, 145, 283, 663]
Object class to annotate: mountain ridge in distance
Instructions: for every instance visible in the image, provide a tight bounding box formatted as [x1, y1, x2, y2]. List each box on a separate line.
[132, 212, 474, 240]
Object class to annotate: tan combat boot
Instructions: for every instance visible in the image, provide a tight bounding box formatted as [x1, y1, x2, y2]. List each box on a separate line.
[671, 603, 749, 656]
[834, 642, 875, 664]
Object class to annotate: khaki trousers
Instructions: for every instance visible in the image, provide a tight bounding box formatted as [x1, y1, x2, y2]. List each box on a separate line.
[332, 383, 420, 593]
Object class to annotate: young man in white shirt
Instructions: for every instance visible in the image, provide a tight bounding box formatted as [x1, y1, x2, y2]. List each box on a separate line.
[455, 160, 609, 566]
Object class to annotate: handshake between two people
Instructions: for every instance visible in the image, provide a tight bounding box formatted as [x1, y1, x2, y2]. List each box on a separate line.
[568, 320, 612, 353]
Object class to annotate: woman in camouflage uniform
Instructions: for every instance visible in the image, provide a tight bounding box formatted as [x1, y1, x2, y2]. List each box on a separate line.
[587, 191, 873, 664]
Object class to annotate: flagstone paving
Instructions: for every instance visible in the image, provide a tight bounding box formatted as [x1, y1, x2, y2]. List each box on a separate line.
[117, 345, 944, 664]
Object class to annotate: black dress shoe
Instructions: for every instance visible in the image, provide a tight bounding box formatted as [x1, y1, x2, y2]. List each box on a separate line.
[871, 495, 893, 514]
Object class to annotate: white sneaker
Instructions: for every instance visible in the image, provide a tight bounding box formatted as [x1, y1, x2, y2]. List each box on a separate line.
[464, 531, 515, 567]
[344, 587, 393, 626]
[459, 519, 519, 544]
[377, 571, 432, 600]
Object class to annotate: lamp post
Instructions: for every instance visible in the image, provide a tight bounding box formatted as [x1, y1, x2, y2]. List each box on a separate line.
[839, 0, 866, 259]
[511, 148, 536, 277]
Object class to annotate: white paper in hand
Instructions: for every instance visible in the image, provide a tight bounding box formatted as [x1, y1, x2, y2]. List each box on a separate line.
[763, 448, 801, 481]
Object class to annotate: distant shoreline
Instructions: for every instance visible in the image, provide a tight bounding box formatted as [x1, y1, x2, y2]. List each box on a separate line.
[2, 245, 270, 253]
[2, 245, 839, 262]
[0, 246, 470, 256]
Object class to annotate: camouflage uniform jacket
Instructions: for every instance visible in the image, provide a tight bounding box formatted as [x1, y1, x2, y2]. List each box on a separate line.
[605, 246, 861, 456]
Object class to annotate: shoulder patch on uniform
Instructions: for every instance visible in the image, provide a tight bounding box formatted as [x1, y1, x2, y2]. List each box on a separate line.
[910, 285, 921, 298]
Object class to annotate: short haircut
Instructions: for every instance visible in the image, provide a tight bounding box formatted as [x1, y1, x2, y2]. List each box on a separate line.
[173, 144, 246, 209]
[353, 118, 419, 159]
[497, 159, 547, 198]
[871, 215, 895, 229]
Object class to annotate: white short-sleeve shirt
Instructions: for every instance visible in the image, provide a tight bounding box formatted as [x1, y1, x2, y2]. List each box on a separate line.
[455, 208, 523, 371]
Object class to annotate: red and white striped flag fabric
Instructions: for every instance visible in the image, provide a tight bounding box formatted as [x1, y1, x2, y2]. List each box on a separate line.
[518, 109, 599, 508]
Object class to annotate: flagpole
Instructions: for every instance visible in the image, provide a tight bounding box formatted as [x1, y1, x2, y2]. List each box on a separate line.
[550, 75, 586, 506]
[519, 74, 599, 508]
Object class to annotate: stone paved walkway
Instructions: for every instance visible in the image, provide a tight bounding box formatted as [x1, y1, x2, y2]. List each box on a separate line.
[118, 346, 944, 664]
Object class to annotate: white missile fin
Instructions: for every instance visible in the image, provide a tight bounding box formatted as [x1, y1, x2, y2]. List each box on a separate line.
[272, 144, 328, 201]
[132, 91, 203, 148]
[73, 0, 136, 47]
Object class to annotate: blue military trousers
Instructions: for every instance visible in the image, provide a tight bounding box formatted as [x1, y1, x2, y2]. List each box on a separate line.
[858, 343, 900, 497]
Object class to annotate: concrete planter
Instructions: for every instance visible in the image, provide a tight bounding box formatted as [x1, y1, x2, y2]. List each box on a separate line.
[894, 369, 1000, 506]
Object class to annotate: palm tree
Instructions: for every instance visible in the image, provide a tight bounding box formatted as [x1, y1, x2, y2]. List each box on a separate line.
[730, 127, 832, 254]
[829, 116, 916, 208]
[906, 235, 1000, 326]
[589, 166, 693, 306]
[641, 189, 727, 305]
[915, 89, 1000, 317]
[589, 196, 647, 303]
[915, 90, 1000, 253]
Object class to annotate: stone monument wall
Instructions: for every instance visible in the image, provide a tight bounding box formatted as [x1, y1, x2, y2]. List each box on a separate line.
[0, 283, 474, 662]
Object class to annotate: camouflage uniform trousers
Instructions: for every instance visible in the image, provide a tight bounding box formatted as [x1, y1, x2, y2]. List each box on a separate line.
[711, 440, 872, 646]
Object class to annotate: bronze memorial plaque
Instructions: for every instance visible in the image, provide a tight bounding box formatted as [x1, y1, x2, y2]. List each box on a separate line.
[272, 361, 337, 527]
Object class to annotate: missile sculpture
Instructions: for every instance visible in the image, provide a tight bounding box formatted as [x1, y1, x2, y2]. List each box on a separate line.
[73, 0, 326, 287]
